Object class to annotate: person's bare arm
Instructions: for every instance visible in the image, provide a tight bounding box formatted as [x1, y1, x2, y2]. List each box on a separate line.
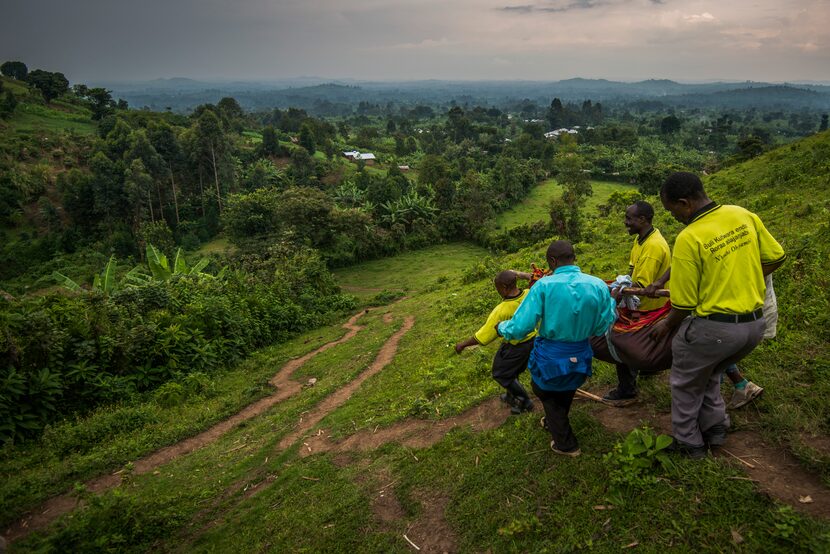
[649, 307, 690, 341]
[644, 268, 671, 298]
[762, 260, 784, 276]
[510, 270, 533, 281]
[455, 337, 479, 354]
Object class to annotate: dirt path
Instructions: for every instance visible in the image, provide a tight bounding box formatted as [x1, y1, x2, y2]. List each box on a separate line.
[302, 397, 508, 456]
[4, 311, 369, 544]
[278, 316, 416, 451]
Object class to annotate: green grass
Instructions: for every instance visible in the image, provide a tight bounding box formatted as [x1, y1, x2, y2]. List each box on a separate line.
[332, 242, 489, 300]
[10, 278, 830, 552]
[7, 102, 96, 135]
[195, 237, 235, 256]
[491, 179, 637, 232]
[0, 76, 30, 95]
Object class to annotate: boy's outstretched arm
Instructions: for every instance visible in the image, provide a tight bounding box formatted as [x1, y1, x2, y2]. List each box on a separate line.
[510, 269, 533, 281]
[455, 337, 479, 354]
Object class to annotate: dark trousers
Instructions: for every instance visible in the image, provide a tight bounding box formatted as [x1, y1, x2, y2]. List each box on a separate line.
[531, 381, 578, 452]
[616, 363, 638, 396]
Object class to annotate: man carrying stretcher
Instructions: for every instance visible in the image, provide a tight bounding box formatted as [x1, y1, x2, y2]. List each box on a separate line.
[602, 201, 671, 406]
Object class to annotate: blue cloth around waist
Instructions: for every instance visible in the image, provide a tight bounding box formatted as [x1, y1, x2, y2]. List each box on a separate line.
[529, 337, 593, 391]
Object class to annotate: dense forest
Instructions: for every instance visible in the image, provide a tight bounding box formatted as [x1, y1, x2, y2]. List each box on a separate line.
[1, 59, 828, 442]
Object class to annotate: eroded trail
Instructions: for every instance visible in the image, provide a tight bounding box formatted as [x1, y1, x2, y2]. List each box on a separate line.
[5, 311, 369, 543]
[278, 316, 416, 451]
[301, 397, 507, 456]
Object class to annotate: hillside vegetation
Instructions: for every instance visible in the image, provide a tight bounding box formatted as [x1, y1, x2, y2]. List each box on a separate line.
[2, 130, 830, 552]
[2, 62, 830, 550]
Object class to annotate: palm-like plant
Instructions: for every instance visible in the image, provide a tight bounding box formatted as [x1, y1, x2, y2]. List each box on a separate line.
[54, 245, 220, 293]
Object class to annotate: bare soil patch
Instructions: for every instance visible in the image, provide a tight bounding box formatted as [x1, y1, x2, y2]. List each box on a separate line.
[404, 490, 459, 554]
[726, 431, 830, 520]
[370, 467, 406, 526]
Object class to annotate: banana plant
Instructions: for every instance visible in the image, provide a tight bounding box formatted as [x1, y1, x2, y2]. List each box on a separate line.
[53, 255, 117, 293]
[144, 244, 215, 282]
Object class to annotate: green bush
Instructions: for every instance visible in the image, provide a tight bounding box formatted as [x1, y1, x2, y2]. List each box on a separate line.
[0, 247, 355, 442]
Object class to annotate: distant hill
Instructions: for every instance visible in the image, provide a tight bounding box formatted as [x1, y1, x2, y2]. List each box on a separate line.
[101, 77, 830, 114]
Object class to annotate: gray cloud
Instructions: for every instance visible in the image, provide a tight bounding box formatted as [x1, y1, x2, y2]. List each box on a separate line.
[500, 0, 611, 13]
[500, 5, 536, 12]
[0, 0, 827, 83]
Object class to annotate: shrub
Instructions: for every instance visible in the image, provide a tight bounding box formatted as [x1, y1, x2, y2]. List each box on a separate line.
[0, 246, 355, 442]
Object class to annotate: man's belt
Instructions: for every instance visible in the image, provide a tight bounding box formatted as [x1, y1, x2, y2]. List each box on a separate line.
[700, 308, 763, 324]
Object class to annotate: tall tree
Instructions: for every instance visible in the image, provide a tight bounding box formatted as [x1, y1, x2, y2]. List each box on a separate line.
[124, 159, 154, 230]
[149, 122, 185, 224]
[126, 129, 168, 223]
[87, 87, 114, 120]
[191, 110, 232, 213]
[261, 126, 281, 157]
[26, 69, 69, 102]
[0, 61, 27, 80]
[547, 98, 565, 129]
[299, 122, 316, 154]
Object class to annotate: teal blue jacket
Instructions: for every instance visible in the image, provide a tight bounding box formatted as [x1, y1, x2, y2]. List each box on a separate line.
[497, 265, 616, 342]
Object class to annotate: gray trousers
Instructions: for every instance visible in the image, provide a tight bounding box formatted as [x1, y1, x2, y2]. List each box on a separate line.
[670, 317, 765, 447]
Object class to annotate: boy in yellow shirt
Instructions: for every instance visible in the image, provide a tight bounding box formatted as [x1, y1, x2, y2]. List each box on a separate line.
[455, 271, 536, 414]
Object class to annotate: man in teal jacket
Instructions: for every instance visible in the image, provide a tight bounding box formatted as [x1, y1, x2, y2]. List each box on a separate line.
[498, 240, 616, 456]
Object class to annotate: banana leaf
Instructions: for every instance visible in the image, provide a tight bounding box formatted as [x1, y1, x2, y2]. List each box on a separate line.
[124, 266, 151, 286]
[99, 255, 117, 293]
[146, 244, 171, 281]
[173, 248, 187, 275]
[190, 258, 210, 275]
[53, 271, 82, 291]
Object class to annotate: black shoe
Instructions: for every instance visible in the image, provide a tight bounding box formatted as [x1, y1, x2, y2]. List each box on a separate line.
[500, 392, 515, 405]
[602, 388, 637, 407]
[703, 424, 728, 448]
[510, 397, 534, 415]
[666, 438, 708, 459]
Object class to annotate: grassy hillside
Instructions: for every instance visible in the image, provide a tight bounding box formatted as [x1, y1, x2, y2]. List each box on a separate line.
[3, 131, 830, 550]
[0, 76, 95, 136]
[490, 178, 637, 232]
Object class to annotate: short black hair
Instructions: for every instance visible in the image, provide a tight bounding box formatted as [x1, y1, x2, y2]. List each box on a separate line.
[546, 240, 575, 264]
[494, 270, 517, 288]
[661, 172, 705, 202]
[632, 200, 654, 222]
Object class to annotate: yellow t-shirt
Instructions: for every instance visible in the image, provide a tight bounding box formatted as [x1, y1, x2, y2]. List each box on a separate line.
[670, 204, 786, 317]
[628, 228, 671, 311]
[474, 289, 537, 346]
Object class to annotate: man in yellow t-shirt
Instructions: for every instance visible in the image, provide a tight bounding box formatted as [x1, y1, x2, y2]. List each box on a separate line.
[604, 200, 672, 406]
[651, 172, 785, 459]
[455, 271, 537, 414]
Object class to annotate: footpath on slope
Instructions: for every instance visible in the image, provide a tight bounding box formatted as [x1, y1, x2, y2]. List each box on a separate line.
[4, 310, 371, 544]
[297, 386, 830, 521]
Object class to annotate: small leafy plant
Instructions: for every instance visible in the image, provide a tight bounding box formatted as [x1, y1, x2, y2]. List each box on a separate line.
[603, 427, 673, 493]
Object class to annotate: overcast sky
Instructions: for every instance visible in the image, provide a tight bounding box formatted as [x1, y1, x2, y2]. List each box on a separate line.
[2, 0, 829, 83]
